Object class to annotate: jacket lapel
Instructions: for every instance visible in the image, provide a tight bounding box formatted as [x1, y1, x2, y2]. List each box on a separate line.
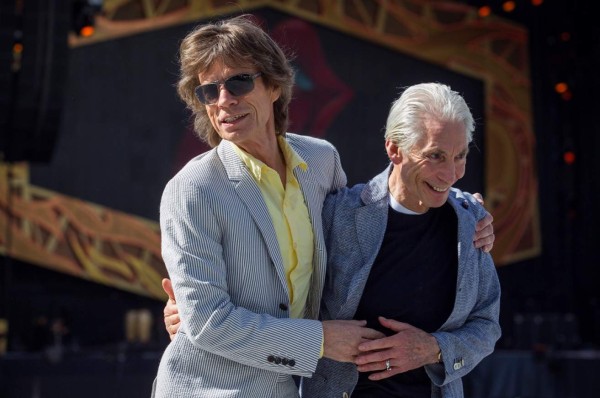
[217, 140, 289, 296]
[356, 165, 391, 265]
[339, 166, 391, 317]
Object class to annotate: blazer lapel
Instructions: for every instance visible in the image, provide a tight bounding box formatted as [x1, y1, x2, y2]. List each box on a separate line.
[355, 205, 387, 267]
[356, 165, 391, 266]
[339, 166, 391, 317]
[217, 141, 289, 296]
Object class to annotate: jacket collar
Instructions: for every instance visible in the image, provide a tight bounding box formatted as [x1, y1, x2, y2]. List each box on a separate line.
[360, 163, 392, 206]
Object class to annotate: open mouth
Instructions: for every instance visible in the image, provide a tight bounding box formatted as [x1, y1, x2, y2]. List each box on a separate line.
[221, 113, 248, 123]
[427, 182, 448, 193]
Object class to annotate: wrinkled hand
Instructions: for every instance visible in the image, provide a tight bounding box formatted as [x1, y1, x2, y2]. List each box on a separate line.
[322, 320, 386, 363]
[354, 317, 439, 381]
[162, 278, 180, 341]
[472, 193, 494, 253]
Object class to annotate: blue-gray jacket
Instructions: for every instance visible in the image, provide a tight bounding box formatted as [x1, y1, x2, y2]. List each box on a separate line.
[302, 165, 501, 398]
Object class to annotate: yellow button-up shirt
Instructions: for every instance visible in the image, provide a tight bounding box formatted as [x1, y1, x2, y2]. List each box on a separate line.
[232, 137, 314, 319]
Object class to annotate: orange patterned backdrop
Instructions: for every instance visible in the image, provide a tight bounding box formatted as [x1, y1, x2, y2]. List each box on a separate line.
[0, 0, 540, 300]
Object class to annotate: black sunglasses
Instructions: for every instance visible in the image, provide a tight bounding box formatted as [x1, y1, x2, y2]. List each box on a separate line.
[194, 72, 262, 105]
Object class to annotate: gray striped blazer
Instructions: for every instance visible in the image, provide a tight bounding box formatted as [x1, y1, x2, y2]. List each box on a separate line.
[301, 165, 501, 398]
[153, 134, 346, 397]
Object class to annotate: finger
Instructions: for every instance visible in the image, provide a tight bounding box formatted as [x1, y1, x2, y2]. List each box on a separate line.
[361, 328, 386, 340]
[355, 349, 391, 365]
[166, 300, 179, 313]
[472, 192, 484, 205]
[473, 232, 488, 247]
[358, 340, 382, 353]
[474, 225, 493, 246]
[357, 359, 390, 373]
[164, 316, 180, 333]
[377, 316, 410, 332]
[168, 325, 177, 341]
[345, 319, 368, 326]
[164, 302, 179, 317]
[166, 313, 180, 324]
[358, 336, 393, 353]
[165, 311, 179, 320]
[475, 217, 491, 234]
[475, 213, 493, 231]
[475, 223, 492, 237]
[474, 233, 494, 249]
[162, 278, 176, 301]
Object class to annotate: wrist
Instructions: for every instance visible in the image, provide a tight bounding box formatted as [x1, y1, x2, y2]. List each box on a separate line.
[429, 334, 442, 364]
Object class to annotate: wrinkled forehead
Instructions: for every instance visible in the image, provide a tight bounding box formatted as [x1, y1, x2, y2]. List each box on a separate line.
[414, 119, 469, 149]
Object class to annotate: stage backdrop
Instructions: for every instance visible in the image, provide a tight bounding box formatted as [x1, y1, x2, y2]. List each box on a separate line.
[0, 1, 539, 300]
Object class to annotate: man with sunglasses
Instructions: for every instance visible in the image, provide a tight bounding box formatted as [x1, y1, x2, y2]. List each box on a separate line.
[153, 15, 495, 398]
[153, 14, 387, 398]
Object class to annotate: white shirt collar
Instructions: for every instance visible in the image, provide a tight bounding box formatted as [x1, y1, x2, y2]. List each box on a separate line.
[388, 192, 424, 215]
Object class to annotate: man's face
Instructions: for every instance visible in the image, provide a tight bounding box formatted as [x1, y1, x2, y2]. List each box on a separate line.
[393, 118, 469, 213]
[198, 61, 281, 155]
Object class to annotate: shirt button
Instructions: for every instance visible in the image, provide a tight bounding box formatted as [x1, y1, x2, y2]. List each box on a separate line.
[288, 359, 296, 367]
[279, 303, 288, 311]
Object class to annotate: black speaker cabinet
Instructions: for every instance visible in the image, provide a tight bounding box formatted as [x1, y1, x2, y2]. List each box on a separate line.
[0, 0, 69, 163]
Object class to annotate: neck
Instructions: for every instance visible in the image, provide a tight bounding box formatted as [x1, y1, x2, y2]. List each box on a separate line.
[238, 134, 282, 168]
[244, 135, 287, 185]
[387, 168, 426, 213]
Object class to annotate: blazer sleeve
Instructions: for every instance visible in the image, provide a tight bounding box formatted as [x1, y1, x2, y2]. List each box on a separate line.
[160, 174, 324, 376]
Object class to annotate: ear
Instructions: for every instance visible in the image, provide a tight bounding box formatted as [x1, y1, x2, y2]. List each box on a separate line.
[385, 140, 403, 165]
[271, 86, 281, 103]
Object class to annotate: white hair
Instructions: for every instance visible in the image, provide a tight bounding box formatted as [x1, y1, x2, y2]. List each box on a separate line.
[384, 82, 475, 152]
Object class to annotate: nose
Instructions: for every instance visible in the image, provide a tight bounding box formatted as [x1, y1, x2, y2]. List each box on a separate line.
[439, 161, 457, 184]
[216, 84, 237, 106]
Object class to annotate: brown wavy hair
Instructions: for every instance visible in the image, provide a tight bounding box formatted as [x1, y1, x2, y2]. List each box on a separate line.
[176, 14, 295, 147]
